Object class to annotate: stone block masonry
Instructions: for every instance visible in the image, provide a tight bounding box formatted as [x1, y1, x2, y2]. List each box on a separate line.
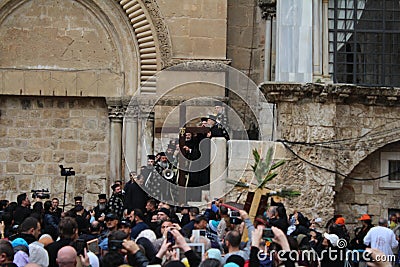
[0, 96, 110, 208]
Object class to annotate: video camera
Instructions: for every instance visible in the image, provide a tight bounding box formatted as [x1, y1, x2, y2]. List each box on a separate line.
[31, 189, 50, 199]
[59, 165, 75, 177]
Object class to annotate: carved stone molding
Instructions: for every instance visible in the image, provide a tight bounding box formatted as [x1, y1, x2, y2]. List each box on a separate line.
[142, 0, 172, 68]
[258, 0, 276, 19]
[260, 83, 400, 106]
[106, 97, 125, 121]
[166, 58, 232, 71]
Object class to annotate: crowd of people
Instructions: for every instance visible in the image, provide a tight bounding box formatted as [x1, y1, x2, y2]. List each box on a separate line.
[0, 189, 399, 267]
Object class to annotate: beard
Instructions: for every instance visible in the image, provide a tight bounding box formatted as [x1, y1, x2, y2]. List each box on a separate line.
[99, 203, 106, 211]
[159, 161, 168, 169]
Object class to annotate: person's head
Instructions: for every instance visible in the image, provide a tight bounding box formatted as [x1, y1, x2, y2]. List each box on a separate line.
[185, 132, 192, 141]
[59, 217, 79, 239]
[225, 230, 241, 249]
[20, 217, 41, 240]
[32, 201, 43, 213]
[194, 216, 208, 230]
[118, 220, 131, 236]
[90, 221, 101, 234]
[108, 230, 128, 254]
[157, 208, 170, 222]
[266, 206, 278, 219]
[111, 184, 122, 195]
[200, 258, 222, 267]
[51, 198, 59, 208]
[189, 207, 200, 219]
[136, 174, 145, 186]
[73, 196, 82, 206]
[378, 218, 388, 227]
[133, 209, 145, 223]
[199, 117, 208, 127]
[17, 193, 30, 207]
[97, 194, 107, 210]
[159, 153, 168, 163]
[0, 239, 14, 263]
[146, 199, 157, 212]
[56, 246, 77, 267]
[100, 251, 124, 267]
[147, 155, 156, 166]
[105, 213, 119, 231]
[44, 200, 52, 212]
[207, 118, 216, 127]
[0, 200, 9, 211]
[214, 101, 224, 114]
[160, 220, 173, 236]
[226, 255, 245, 267]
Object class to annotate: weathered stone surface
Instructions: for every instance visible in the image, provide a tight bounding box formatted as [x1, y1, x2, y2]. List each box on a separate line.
[23, 151, 41, 162]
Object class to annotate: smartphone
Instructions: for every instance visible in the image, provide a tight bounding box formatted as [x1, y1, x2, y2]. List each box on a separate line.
[109, 240, 124, 251]
[167, 231, 175, 246]
[230, 211, 240, 217]
[199, 230, 206, 236]
[262, 228, 274, 240]
[75, 239, 87, 256]
[229, 217, 242, 225]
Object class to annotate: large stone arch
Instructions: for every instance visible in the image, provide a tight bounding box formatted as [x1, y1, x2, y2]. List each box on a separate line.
[0, 0, 172, 96]
[335, 120, 400, 191]
[115, 0, 172, 94]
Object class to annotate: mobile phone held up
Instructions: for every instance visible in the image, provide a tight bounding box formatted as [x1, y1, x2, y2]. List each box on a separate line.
[262, 228, 274, 240]
[167, 231, 175, 246]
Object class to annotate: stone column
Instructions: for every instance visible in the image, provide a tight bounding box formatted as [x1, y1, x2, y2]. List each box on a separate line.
[139, 112, 155, 167]
[259, 0, 277, 82]
[276, 0, 313, 82]
[322, 0, 330, 79]
[209, 137, 227, 199]
[107, 99, 124, 184]
[123, 104, 139, 179]
[312, 0, 322, 79]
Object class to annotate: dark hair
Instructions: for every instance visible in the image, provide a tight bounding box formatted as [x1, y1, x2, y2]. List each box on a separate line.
[199, 258, 222, 267]
[100, 251, 124, 267]
[0, 200, 8, 211]
[219, 206, 228, 216]
[226, 255, 245, 267]
[20, 217, 39, 233]
[32, 202, 43, 213]
[225, 230, 241, 248]
[194, 215, 207, 224]
[133, 209, 145, 221]
[58, 217, 78, 239]
[147, 199, 157, 207]
[189, 207, 200, 216]
[44, 200, 52, 212]
[17, 193, 27, 206]
[0, 239, 14, 261]
[108, 230, 128, 243]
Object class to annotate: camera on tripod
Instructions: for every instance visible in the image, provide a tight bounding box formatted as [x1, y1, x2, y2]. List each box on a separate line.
[59, 165, 75, 177]
[31, 189, 50, 199]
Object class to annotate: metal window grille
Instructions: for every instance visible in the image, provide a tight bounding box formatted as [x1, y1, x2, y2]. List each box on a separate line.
[329, 0, 400, 86]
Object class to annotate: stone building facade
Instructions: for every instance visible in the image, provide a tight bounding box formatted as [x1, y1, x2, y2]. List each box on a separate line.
[0, 0, 399, 224]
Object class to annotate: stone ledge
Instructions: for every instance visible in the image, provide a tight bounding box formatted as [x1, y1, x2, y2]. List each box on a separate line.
[260, 82, 400, 106]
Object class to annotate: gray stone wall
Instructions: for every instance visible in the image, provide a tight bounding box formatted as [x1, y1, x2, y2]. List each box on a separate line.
[0, 96, 110, 208]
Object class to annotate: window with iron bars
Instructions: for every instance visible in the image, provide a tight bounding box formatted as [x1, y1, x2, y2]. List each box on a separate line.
[328, 0, 400, 87]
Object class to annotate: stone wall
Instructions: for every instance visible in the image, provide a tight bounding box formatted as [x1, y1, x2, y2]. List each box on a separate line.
[0, 96, 110, 208]
[261, 83, 400, 224]
[336, 142, 400, 226]
[157, 0, 227, 59]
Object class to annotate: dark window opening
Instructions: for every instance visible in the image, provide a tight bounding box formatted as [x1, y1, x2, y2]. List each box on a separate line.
[329, 0, 400, 87]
